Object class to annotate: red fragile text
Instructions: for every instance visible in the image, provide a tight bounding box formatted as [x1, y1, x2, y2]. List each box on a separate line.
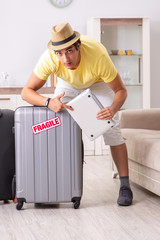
[32, 116, 61, 134]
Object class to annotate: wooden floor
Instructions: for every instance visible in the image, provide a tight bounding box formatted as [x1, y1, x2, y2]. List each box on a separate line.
[1, 155, 160, 240]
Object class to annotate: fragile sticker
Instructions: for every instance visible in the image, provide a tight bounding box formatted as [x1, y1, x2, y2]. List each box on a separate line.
[32, 116, 61, 134]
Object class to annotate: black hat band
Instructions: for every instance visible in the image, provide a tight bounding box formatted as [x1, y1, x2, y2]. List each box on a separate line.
[52, 33, 76, 46]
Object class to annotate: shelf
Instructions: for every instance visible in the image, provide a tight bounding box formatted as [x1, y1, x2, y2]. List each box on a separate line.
[110, 54, 142, 57]
[124, 83, 143, 86]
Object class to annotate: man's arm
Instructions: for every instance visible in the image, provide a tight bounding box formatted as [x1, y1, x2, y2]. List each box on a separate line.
[21, 72, 73, 112]
[96, 73, 127, 120]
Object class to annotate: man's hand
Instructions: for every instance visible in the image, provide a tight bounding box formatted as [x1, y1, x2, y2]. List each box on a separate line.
[96, 106, 115, 120]
[48, 92, 73, 113]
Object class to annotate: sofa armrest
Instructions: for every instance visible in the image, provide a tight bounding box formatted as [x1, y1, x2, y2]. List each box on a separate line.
[120, 108, 160, 130]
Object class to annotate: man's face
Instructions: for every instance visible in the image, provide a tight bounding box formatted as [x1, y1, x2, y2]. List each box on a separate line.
[55, 44, 81, 70]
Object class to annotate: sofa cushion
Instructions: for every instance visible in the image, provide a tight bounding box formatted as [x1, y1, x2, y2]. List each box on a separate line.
[120, 109, 160, 130]
[121, 128, 160, 171]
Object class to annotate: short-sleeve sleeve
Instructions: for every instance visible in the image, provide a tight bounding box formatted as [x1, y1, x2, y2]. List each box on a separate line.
[34, 49, 59, 80]
[96, 54, 117, 83]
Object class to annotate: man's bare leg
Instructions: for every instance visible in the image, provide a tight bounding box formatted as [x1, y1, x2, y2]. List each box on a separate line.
[110, 143, 128, 177]
[110, 143, 133, 206]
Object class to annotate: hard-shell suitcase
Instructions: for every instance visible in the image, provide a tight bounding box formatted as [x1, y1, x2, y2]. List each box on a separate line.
[0, 109, 15, 202]
[67, 89, 115, 141]
[14, 106, 83, 210]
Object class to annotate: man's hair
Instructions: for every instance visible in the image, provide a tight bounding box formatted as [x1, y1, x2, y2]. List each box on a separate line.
[73, 39, 81, 50]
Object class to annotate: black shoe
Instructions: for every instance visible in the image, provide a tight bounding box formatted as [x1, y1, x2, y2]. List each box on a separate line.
[117, 186, 133, 206]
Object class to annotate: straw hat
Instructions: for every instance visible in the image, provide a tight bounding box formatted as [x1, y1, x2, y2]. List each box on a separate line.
[47, 23, 80, 51]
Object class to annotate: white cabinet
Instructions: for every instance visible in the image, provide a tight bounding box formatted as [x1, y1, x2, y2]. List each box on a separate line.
[82, 132, 95, 155]
[83, 132, 109, 156]
[0, 95, 17, 110]
[16, 95, 31, 108]
[0, 93, 55, 110]
[87, 17, 150, 109]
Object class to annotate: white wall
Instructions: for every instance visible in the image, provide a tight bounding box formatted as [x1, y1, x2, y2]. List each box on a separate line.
[0, 0, 160, 107]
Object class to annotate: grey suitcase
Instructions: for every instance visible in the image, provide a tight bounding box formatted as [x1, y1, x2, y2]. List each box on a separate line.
[14, 106, 83, 210]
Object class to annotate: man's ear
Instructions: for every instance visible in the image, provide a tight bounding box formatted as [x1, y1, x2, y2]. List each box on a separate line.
[77, 43, 81, 51]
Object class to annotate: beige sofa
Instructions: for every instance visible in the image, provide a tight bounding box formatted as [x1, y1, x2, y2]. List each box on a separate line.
[115, 109, 160, 196]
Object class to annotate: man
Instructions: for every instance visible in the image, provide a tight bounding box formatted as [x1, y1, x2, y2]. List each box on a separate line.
[22, 22, 133, 206]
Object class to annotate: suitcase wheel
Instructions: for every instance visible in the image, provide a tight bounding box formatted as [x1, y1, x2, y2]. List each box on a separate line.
[73, 201, 80, 209]
[72, 197, 81, 209]
[16, 201, 24, 210]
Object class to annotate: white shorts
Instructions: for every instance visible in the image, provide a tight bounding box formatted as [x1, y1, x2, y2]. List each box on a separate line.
[54, 79, 125, 146]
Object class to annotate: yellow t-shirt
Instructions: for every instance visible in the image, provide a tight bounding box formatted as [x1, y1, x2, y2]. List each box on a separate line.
[34, 36, 117, 89]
